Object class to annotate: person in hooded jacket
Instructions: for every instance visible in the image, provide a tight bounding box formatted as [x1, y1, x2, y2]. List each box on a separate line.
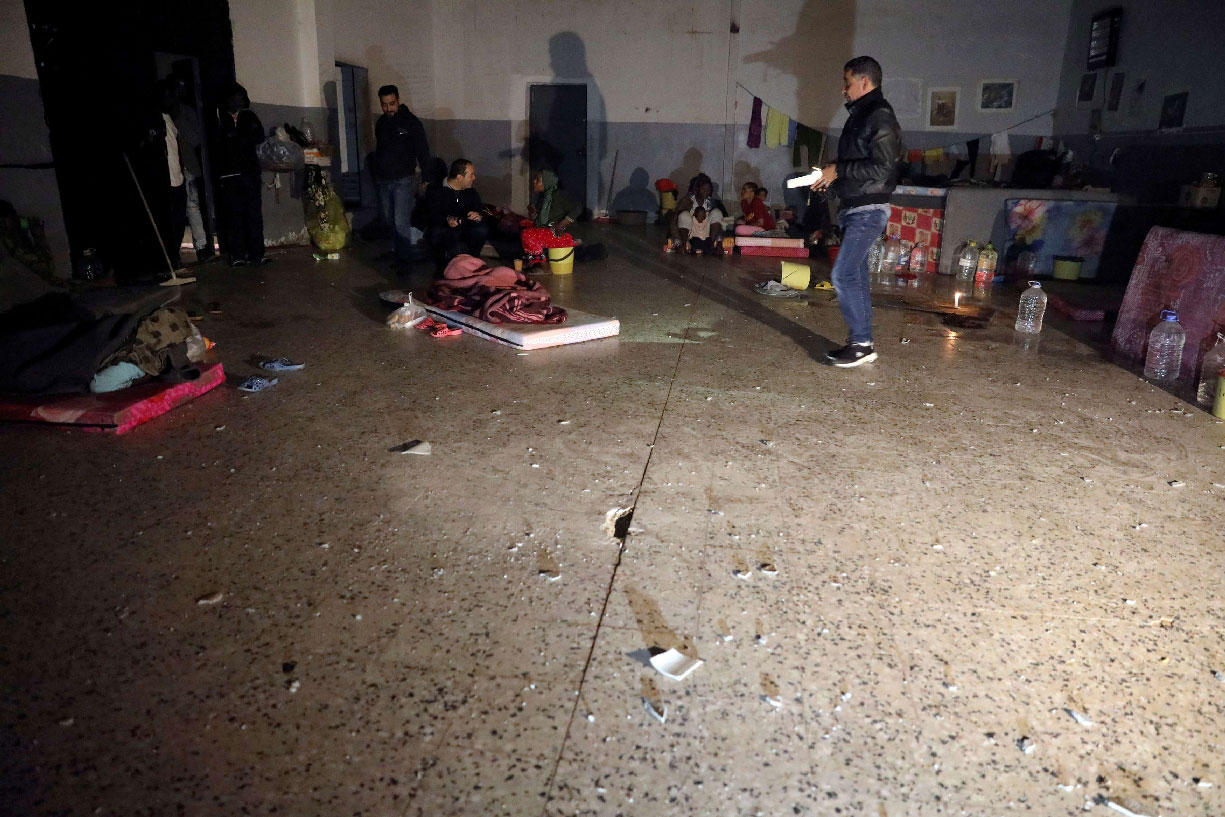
[520, 169, 581, 267]
[215, 82, 269, 266]
[373, 84, 432, 264]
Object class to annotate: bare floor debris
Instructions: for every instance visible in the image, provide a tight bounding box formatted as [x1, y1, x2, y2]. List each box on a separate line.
[733, 568, 751, 580]
[391, 440, 431, 455]
[1168, 480, 1185, 488]
[1065, 708, 1094, 727]
[642, 696, 667, 723]
[539, 568, 561, 582]
[1093, 795, 1152, 817]
[604, 507, 634, 539]
[649, 648, 703, 681]
[759, 562, 778, 575]
[196, 591, 224, 606]
[1016, 736, 1035, 754]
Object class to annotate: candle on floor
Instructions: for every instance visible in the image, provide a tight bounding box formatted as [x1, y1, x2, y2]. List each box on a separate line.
[954, 292, 962, 309]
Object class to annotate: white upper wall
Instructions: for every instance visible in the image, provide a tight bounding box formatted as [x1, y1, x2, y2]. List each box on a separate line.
[0, 0, 37, 78]
[231, 0, 325, 107]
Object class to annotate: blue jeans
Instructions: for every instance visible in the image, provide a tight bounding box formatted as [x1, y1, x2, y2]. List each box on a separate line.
[832, 206, 890, 344]
[376, 177, 422, 261]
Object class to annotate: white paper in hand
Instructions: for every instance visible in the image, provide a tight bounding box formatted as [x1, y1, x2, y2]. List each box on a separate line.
[786, 168, 823, 188]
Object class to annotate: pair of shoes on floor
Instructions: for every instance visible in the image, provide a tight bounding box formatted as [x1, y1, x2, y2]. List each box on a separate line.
[231, 256, 274, 267]
[825, 343, 877, 367]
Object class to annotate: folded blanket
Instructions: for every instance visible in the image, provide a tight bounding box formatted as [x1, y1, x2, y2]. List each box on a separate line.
[426, 255, 567, 324]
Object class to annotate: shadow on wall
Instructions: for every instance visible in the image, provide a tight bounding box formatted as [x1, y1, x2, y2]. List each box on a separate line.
[740, 0, 856, 160]
[610, 167, 658, 214]
[668, 148, 705, 198]
[532, 32, 607, 210]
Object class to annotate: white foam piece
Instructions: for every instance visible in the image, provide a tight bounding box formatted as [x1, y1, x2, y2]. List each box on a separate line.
[649, 648, 704, 681]
[786, 169, 823, 188]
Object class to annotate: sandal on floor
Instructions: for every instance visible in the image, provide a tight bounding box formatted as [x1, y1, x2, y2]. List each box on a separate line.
[260, 357, 305, 371]
[238, 375, 278, 392]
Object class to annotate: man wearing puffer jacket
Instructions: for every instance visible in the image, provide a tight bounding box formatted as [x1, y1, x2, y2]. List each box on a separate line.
[812, 56, 902, 368]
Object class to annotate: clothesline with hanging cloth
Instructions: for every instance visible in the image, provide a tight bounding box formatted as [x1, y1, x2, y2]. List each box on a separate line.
[736, 81, 825, 169]
[905, 107, 1058, 180]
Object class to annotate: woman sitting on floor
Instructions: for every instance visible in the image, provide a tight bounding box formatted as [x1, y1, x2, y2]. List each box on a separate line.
[734, 182, 776, 235]
[521, 169, 582, 267]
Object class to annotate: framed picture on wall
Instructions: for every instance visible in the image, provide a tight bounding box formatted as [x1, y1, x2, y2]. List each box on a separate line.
[1159, 92, 1189, 131]
[1106, 71, 1126, 112]
[1077, 72, 1098, 105]
[928, 88, 958, 129]
[978, 80, 1017, 112]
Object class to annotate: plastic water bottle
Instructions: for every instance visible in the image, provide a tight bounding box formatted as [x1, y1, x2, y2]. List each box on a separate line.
[1143, 310, 1186, 381]
[866, 236, 885, 274]
[1196, 332, 1225, 405]
[881, 236, 903, 274]
[956, 240, 979, 281]
[975, 242, 998, 283]
[1014, 281, 1047, 334]
[909, 243, 928, 273]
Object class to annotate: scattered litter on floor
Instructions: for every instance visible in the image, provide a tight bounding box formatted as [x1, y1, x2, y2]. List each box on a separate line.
[716, 619, 733, 641]
[1169, 480, 1186, 488]
[604, 507, 633, 538]
[1093, 795, 1152, 817]
[287, 679, 301, 694]
[754, 280, 806, 299]
[1124, 599, 1136, 605]
[539, 568, 561, 581]
[763, 694, 783, 708]
[432, 568, 444, 577]
[558, 419, 571, 425]
[900, 337, 910, 344]
[260, 357, 305, 372]
[642, 697, 667, 723]
[237, 375, 277, 393]
[390, 440, 431, 455]
[708, 509, 724, 515]
[58, 718, 74, 727]
[196, 591, 224, 606]
[1213, 670, 1225, 683]
[206, 301, 222, 314]
[215, 424, 225, 431]
[1065, 708, 1094, 727]
[922, 402, 935, 408]
[755, 633, 768, 645]
[1017, 736, 1035, 754]
[649, 648, 704, 681]
[586, 713, 595, 722]
[733, 569, 751, 580]
[759, 562, 778, 575]
[1132, 523, 1148, 530]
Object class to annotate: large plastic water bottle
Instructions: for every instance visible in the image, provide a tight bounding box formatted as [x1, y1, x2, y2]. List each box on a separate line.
[866, 236, 885, 274]
[956, 240, 979, 281]
[1143, 310, 1186, 381]
[1014, 281, 1047, 333]
[1196, 332, 1225, 405]
[881, 236, 903, 275]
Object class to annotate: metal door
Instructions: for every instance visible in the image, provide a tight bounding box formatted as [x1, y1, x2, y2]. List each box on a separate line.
[528, 84, 587, 211]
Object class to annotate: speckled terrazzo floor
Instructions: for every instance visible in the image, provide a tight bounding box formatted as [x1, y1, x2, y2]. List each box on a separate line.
[2, 226, 1224, 817]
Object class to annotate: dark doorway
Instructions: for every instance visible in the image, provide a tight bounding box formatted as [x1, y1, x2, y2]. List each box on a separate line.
[335, 63, 371, 208]
[528, 84, 587, 213]
[24, 0, 235, 281]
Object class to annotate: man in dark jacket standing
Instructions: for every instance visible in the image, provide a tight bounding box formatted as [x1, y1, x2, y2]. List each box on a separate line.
[813, 56, 901, 367]
[215, 83, 269, 266]
[424, 158, 488, 269]
[374, 84, 432, 264]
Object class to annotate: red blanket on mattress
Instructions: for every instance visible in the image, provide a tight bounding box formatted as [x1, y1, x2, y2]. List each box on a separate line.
[426, 255, 567, 325]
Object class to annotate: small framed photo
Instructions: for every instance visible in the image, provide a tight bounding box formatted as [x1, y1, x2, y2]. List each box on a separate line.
[1077, 72, 1098, 105]
[1106, 71, 1125, 112]
[978, 80, 1016, 112]
[1158, 92, 1188, 131]
[927, 87, 958, 129]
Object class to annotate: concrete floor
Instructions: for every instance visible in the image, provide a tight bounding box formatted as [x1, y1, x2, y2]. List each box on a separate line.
[2, 225, 1224, 817]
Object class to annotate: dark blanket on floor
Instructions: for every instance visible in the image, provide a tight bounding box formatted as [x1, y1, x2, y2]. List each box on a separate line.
[0, 287, 178, 396]
[426, 254, 566, 325]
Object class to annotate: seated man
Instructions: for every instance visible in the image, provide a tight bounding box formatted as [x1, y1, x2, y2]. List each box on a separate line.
[666, 172, 724, 253]
[424, 158, 488, 268]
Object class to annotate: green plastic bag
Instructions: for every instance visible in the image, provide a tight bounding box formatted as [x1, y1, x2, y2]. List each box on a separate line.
[304, 167, 350, 252]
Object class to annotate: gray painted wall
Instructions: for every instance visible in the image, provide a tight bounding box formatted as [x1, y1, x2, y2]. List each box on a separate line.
[249, 102, 330, 246]
[0, 73, 69, 275]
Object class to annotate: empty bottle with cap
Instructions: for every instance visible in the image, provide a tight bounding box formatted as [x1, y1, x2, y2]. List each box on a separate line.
[866, 236, 885, 275]
[956, 240, 979, 281]
[1196, 332, 1225, 405]
[1014, 281, 1048, 334]
[1143, 310, 1186, 381]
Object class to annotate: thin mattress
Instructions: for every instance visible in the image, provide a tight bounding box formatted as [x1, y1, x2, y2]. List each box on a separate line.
[421, 304, 619, 350]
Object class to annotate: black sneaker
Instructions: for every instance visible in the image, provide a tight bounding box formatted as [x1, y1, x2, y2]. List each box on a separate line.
[827, 343, 877, 367]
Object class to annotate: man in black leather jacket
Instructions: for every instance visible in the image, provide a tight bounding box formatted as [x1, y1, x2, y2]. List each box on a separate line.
[812, 56, 901, 367]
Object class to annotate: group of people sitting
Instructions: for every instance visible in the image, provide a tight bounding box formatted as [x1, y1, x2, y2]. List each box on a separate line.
[664, 173, 807, 256]
[371, 84, 587, 273]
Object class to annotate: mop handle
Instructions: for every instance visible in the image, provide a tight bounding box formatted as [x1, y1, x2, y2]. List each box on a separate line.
[123, 151, 176, 275]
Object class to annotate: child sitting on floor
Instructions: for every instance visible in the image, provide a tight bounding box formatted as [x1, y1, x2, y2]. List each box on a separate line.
[687, 206, 715, 255]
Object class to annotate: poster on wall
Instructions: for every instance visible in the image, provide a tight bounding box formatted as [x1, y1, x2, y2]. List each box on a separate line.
[978, 81, 1016, 112]
[882, 78, 923, 119]
[1106, 72, 1125, 112]
[1077, 72, 1097, 105]
[1159, 92, 1189, 131]
[927, 88, 958, 129]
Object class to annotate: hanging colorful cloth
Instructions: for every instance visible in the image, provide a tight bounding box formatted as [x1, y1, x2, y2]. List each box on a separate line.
[787, 118, 798, 145]
[791, 124, 825, 168]
[747, 97, 763, 148]
[765, 107, 790, 148]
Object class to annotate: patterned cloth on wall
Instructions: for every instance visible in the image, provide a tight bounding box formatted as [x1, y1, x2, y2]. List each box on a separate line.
[1005, 199, 1117, 280]
[886, 206, 945, 273]
[1111, 226, 1225, 380]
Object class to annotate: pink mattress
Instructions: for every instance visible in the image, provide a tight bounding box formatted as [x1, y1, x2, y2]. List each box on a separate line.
[0, 362, 226, 434]
[734, 236, 805, 248]
[738, 245, 810, 258]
